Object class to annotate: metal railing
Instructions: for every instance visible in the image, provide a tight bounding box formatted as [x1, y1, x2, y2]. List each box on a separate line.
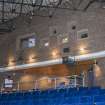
[0, 75, 85, 92]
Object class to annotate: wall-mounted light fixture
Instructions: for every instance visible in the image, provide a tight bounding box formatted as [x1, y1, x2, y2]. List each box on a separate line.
[52, 49, 59, 58]
[79, 46, 87, 54]
[8, 57, 16, 66]
[80, 47, 85, 51]
[28, 54, 36, 63]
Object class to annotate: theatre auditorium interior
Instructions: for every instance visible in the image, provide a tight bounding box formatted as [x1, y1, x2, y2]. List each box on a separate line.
[1, 0, 105, 105]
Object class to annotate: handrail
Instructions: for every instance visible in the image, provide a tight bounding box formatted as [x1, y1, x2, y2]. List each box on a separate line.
[0, 75, 85, 92]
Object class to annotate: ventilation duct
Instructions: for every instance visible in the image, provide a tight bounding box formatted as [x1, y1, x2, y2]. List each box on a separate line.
[0, 50, 105, 72]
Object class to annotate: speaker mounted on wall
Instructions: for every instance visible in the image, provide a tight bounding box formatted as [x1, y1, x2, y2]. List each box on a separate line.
[62, 56, 76, 66]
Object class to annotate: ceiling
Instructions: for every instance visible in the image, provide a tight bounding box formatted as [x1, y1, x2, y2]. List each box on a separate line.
[0, 0, 104, 23]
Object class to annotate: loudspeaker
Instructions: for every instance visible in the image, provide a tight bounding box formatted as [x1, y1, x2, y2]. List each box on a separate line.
[62, 57, 76, 65]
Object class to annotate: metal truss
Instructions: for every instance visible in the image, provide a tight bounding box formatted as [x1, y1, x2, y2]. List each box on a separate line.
[0, 0, 88, 23]
[0, 0, 104, 25]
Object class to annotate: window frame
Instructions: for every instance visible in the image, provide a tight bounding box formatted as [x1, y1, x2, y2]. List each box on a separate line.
[77, 29, 89, 40]
[16, 33, 36, 50]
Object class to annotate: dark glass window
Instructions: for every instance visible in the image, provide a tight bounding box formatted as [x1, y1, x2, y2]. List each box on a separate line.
[20, 36, 36, 49]
[63, 48, 70, 53]
[81, 33, 88, 39]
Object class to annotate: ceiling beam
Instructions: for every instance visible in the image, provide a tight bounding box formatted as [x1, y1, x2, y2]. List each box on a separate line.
[83, 0, 97, 11]
[19, 0, 24, 16]
[1, 0, 5, 23]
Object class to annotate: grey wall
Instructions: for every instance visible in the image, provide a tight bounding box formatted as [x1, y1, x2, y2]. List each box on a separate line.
[93, 58, 105, 88]
[0, 9, 105, 87]
[1, 10, 105, 65]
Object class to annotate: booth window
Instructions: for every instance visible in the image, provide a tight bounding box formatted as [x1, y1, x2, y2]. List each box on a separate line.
[20, 36, 36, 49]
[77, 29, 89, 40]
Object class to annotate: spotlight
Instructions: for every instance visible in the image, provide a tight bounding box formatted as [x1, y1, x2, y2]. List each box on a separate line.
[8, 58, 16, 66]
[28, 54, 36, 63]
[80, 47, 85, 51]
[52, 51, 57, 57]
[52, 49, 59, 58]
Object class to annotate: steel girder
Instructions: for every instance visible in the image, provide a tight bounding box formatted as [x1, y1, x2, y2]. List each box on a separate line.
[0, 0, 104, 23]
[0, 0, 87, 23]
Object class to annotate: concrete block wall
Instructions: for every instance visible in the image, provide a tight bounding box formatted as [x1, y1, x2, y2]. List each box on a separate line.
[0, 9, 105, 87]
[1, 10, 105, 65]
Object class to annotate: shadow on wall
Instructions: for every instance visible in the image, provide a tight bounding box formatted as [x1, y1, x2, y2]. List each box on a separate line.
[93, 63, 104, 88]
[19, 75, 35, 90]
[19, 75, 71, 90]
